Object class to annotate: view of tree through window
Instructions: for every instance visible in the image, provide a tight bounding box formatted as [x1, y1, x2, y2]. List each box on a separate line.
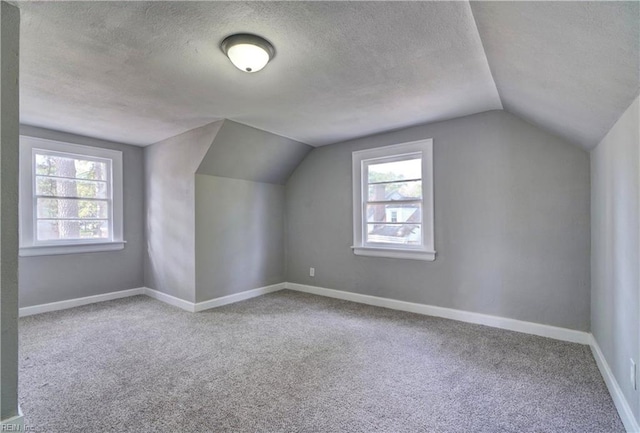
[35, 152, 110, 241]
[365, 156, 422, 245]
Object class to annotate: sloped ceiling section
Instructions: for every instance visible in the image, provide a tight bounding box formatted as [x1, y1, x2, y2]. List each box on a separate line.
[17, 1, 638, 149]
[18, 1, 500, 147]
[471, 1, 640, 150]
[197, 120, 312, 185]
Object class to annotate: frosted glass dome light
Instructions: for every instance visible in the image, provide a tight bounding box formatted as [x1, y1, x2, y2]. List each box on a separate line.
[221, 34, 275, 73]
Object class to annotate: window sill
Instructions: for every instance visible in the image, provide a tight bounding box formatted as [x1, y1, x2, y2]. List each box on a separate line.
[19, 241, 126, 257]
[351, 246, 436, 261]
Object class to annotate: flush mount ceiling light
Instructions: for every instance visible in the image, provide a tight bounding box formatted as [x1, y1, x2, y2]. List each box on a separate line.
[221, 33, 275, 73]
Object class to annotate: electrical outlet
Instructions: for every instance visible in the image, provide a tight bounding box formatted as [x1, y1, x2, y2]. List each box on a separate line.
[631, 359, 637, 390]
[309, 267, 315, 277]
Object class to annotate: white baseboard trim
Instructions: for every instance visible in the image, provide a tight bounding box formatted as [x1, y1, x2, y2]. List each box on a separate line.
[590, 335, 640, 433]
[18, 282, 590, 346]
[18, 280, 634, 430]
[0, 414, 23, 430]
[143, 287, 196, 312]
[0, 405, 23, 430]
[19, 284, 287, 317]
[194, 283, 285, 312]
[144, 284, 287, 313]
[284, 282, 590, 345]
[19, 287, 145, 317]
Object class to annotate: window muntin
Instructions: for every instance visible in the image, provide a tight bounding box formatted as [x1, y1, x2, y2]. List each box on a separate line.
[19, 136, 124, 256]
[364, 153, 423, 247]
[352, 139, 435, 261]
[33, 150, 113, 243]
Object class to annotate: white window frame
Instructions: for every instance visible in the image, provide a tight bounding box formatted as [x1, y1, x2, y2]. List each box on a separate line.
[19, 136, 125, 257]
[351, 138, 435, 261]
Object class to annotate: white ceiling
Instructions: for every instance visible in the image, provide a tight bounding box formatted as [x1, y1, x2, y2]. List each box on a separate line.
[17, 1, 639, 149]
[18, 1, 501, 146]
[470, 1, 639, 150]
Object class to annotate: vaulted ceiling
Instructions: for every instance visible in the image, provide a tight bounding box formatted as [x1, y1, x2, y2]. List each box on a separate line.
[470, 1, 639, 150]
[17, 1, 639, 149]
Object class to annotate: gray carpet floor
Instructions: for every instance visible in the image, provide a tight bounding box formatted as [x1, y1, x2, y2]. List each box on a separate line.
[19, 290, 623, 433]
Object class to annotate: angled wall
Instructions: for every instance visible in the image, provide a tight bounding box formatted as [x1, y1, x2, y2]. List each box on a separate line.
[591, 95, 640, 424]
[285, 110, 591, 331]
[145, 119, 311, 303]
[144, 121, 223, 302]
[197, 120, 312, 185]
[195, 120, 311, 302]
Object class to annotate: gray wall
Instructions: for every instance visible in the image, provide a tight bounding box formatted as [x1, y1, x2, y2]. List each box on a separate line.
[18, 126, 145, 308]
[1, 1, 20, 420]
[144, 121, 222, 302]
[286, 110, 591, 331]
[197, 120, 312, 184]
[145, 119, 308, 304]
[591, 95, 640, 421]
[192, 119, 309, 303]
[195, 175, 285, 302]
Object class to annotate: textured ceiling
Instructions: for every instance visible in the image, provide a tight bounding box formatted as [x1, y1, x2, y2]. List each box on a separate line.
[17, 1, 639, 149]
[18, 1, 500, 146]
[471, 1, 639, 149]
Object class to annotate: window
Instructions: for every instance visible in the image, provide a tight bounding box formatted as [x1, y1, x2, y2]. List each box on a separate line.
[19, 136, 124, 256]
[352, 139, 435, 261]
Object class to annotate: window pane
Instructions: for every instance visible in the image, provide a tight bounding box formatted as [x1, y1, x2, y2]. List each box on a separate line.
[37, 220, 109, 241]
[367, 204, 421, 223]
[368, 157, 421, 184]
[36, 177, 108, 199]
[35, 154, 108, 180]
[368, 180, 422, 201]
[366, 223, 421, 245]
[37, 198, 109, 219]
